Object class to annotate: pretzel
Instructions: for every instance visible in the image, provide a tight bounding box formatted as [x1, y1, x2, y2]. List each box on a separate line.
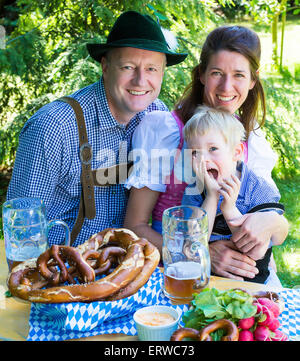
[82, 246, 126, 276]
[106, 238, 160, 300]
[198, 319, 239, 341]
[37, 245, 95, 285]
[170, 319, 239, 341]
[232, 288, 284, 315]
[252, 290, 280, 302]
[170, 328, 200, 341]
[7, 228, 160, 303]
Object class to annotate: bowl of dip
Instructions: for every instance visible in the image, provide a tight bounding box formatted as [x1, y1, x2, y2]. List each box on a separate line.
[133, 305, 180, 341]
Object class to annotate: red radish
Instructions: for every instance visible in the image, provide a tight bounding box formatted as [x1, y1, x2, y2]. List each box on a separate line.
[239, 330, 254, 341]
[254, 301, 263, 314]
[253, 325, 273, 341]
[256, 298, 280, 318]
[268, 317, 280, 331]
[238, 316, 255, 330]
[257, 307, 276, 328]
[271, 329, 288, 341]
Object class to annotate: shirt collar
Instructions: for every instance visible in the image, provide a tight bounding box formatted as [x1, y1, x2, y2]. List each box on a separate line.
[94, 77, 145, 131]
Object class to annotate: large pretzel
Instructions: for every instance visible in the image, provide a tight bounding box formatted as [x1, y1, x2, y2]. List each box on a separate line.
[7, 228, 160, 303]
[171, 319, 239, 341]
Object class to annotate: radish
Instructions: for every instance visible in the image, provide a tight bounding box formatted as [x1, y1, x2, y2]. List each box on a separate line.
[271, 329, 288, 341]
[253, 325, 273, 341]
[268, 317, 280, 331]
[239, 330, 254, 341]
[254, 301, 263, 314]
[257, 307, 276, 328]
[256, 298, 280, 318]
[238, 316, 255, 330]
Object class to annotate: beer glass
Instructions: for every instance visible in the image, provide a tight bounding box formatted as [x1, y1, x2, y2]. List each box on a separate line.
[162, 205, 210, 303]
[2, 197, 70, 271]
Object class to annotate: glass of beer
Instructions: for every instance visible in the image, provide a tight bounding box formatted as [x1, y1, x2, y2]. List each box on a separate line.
[2, 197, 70, 271]
[162, 205, 210, 304]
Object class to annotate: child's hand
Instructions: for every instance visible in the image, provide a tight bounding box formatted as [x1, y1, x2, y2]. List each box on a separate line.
[192, 154, 204, 193]
[219, 174, 241, 216]
[193, 155, 220, 198]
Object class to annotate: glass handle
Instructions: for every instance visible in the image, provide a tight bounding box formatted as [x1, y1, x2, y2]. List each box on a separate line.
[193, 243, 211, 288]
[47, 220, 71, 246]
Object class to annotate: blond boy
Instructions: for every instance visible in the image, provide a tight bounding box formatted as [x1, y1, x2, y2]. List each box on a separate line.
[182, 106, 285, 285]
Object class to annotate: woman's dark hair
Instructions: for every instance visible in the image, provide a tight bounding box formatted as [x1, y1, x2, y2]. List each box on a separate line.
[175, 25, 266, 139]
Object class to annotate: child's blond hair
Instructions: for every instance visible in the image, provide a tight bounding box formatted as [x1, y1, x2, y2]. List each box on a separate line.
[183, 106, 246, 149]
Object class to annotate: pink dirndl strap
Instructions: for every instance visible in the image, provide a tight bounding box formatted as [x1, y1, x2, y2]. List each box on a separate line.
[152, 111, 188, 222]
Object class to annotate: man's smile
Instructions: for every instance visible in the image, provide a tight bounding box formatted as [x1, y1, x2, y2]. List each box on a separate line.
[128, 90, 149, 96]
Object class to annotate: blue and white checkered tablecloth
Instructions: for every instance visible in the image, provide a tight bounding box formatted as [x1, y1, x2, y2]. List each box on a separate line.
[27, 269, 300, 341]
[27, 268, 188, 341]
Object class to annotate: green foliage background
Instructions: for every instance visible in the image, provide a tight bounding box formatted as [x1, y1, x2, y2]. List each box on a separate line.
[0, 0, 218, 166]
[0, 0, 299, 287]
[1, 0, 299, 176]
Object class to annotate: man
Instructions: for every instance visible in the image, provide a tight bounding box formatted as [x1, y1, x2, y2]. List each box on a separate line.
[7, 11, 187, 246]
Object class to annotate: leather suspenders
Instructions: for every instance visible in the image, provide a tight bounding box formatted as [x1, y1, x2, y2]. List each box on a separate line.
[59, 96, 95, 244]
[58, 97, 133, 245]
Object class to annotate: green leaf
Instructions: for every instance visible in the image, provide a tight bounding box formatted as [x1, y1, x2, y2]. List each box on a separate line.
[182, 288, 257, 330]
[154, 12, 168, 21]
[225, 301, 256, 319]
[5, 290, 12, 297]
[258, 313, 267, 323]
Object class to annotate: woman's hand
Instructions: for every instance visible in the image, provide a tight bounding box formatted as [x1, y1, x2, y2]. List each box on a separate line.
[209, 240, 259, 280]
[228, 211, 289, 260]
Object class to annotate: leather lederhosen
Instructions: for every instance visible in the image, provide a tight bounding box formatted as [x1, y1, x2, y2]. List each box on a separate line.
[59, 97, 133, 245]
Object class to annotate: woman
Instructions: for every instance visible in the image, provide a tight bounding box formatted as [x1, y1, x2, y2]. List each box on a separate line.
[124, 25, 288, 284]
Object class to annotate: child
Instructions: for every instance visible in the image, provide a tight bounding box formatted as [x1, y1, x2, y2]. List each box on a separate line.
[182, 106, 285, 285]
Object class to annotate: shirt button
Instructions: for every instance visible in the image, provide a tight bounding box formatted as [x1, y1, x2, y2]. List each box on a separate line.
[112, 191, 116, 195]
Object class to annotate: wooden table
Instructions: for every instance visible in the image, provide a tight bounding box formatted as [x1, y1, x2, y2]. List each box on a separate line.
[0, 238, 272, 341]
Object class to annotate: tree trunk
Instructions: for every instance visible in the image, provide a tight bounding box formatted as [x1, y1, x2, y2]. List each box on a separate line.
[271, 13, 279, 67]
[280, 0, 287, 71]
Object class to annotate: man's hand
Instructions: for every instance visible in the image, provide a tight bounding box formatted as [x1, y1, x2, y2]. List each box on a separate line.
[209, 240, 259, 281]
[228, 213, 272, 260]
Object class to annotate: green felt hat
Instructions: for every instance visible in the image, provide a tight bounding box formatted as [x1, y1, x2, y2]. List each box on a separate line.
[87, 11, 188, 66]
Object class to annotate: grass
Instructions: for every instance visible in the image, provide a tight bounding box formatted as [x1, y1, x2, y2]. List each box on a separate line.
[254, 19, 300, 77]
[273, 175, 300, 288]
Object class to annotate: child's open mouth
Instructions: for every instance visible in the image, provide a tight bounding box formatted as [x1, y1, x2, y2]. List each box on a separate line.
[207, 168, 218, 180]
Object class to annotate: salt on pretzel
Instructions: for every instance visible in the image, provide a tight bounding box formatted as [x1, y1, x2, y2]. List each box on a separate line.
[170, 319, 239, 341]
[7, 228, 160, 303]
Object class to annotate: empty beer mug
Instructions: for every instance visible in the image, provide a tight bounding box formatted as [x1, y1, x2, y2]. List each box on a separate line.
[2, 197, 70, 271]
[162, 205, 210, 304]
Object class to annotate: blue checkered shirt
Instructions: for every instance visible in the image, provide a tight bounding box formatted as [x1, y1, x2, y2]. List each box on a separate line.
[182, 161, 283, 242]
[7, 78, 168, 246]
